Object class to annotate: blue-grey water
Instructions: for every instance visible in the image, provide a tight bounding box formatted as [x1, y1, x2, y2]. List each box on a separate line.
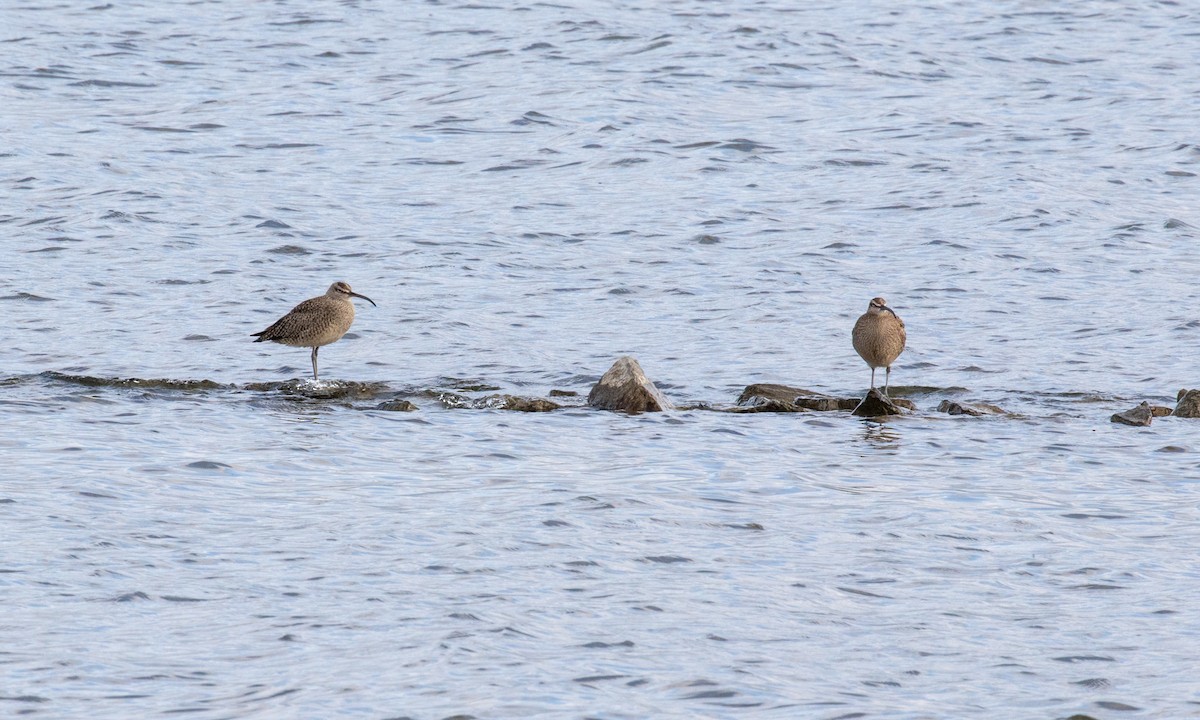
[3, 1, 1199, 718]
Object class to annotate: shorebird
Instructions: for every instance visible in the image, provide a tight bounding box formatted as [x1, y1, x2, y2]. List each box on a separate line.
[852, 296, 906, 395]
[252, 281, 376, 381]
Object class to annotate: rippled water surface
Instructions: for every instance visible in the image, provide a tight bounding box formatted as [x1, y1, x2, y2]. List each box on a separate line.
[4, 1, 1200, 718]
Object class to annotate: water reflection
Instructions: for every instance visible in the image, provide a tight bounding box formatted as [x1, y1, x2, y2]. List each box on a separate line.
[858, 421, 903, 448]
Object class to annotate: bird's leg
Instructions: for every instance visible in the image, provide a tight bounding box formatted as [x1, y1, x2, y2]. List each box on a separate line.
[884, 366, 890, 396]
[311, 346, 319, 381]
[869, 367, 876, 390]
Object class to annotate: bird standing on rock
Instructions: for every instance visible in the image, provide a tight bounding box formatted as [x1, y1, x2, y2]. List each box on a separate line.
[252, 281, 376, 381]
[852, 296, 906, 395]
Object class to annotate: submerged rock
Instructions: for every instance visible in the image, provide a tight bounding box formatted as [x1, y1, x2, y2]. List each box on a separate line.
[1175, 389, 1200, 418]
[375, 399, 418, 412]
[937, 400, 980, 416]
[249, 379, 389, 400]
[852, 389, 905, 417]
[47, 371, 227, 391]
[471, 394, 561, 412]
[1111, 401, 1154, 427]
[733, 383, 811, 413]
[794, 396, 860, 412]
[432, 391, 560, 412]
[435, 392, 470, 409]
[735, 383, 912, 413]
[437, 378, 501, 392]
[587, 356, 673, 413]
[937, 400, 1006, 416]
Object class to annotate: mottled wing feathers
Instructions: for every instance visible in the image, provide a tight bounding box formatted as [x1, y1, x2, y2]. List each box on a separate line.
[252, 298, 326, 343]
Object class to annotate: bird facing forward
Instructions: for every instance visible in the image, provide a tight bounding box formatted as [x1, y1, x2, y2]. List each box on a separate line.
[852, 296, 906, 395]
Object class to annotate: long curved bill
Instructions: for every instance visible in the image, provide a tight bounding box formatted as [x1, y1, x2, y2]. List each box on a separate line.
[349, 291, 377, 307]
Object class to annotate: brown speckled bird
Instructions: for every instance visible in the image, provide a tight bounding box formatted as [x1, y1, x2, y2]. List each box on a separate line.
[252, 281, 376, 381]
[852, 296, 906, 395]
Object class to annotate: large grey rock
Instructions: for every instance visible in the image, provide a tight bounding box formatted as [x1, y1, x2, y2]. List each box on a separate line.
[852, 389, 905, 417]
[1111, 401, 1153, 426]
[587, 356, 673, 413]
[1175, 389, 1200, 418]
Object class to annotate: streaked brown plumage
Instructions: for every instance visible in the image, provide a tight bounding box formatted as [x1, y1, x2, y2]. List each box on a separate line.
[852, 296, 906, 395]
[252, 281, 376, 381]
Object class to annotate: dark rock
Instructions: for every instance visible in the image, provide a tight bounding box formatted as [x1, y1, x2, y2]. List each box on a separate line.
[587, 356, 673, 413]
[49, 372, 228, 391]
[732, 384, 803, 412]
[794, 395, 862, 412]
[257, 379, 388, 399]
[937, 399, 1005, 416]
[735, 383, 913, 413]
[727, 397, 801, 413]
[852, 389, 905, 417]
[375, 399, 418, 412]
[938, 400, 983, 416]
[1111, 401, 1153, 426]
[735, 383, 842, 412]
[549, 389, 578, 397]
[1175, 389, 1200, 418]
[736, 383, 819, 407]
[1150, 405, 1174, 417]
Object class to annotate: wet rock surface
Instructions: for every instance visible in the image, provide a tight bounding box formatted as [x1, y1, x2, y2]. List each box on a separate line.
[794, 396, 861, 412]
[733, 383, 811, 412]
[735, 383, 868, 413]
[852, 389, 906, 417]
[429, 391, 561, 412]
[587, 356, 673, 413]
[470, 394, 561, 412]
[1111, 401, 1154, 426]
[937, 400, 1007, 416]
[248, 379, 391, 400]
[47, 371, 228, 391]
[20, 371, 1198, 424]
[375, 399, 419, 412]
[1175, 389, 1200, 418]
